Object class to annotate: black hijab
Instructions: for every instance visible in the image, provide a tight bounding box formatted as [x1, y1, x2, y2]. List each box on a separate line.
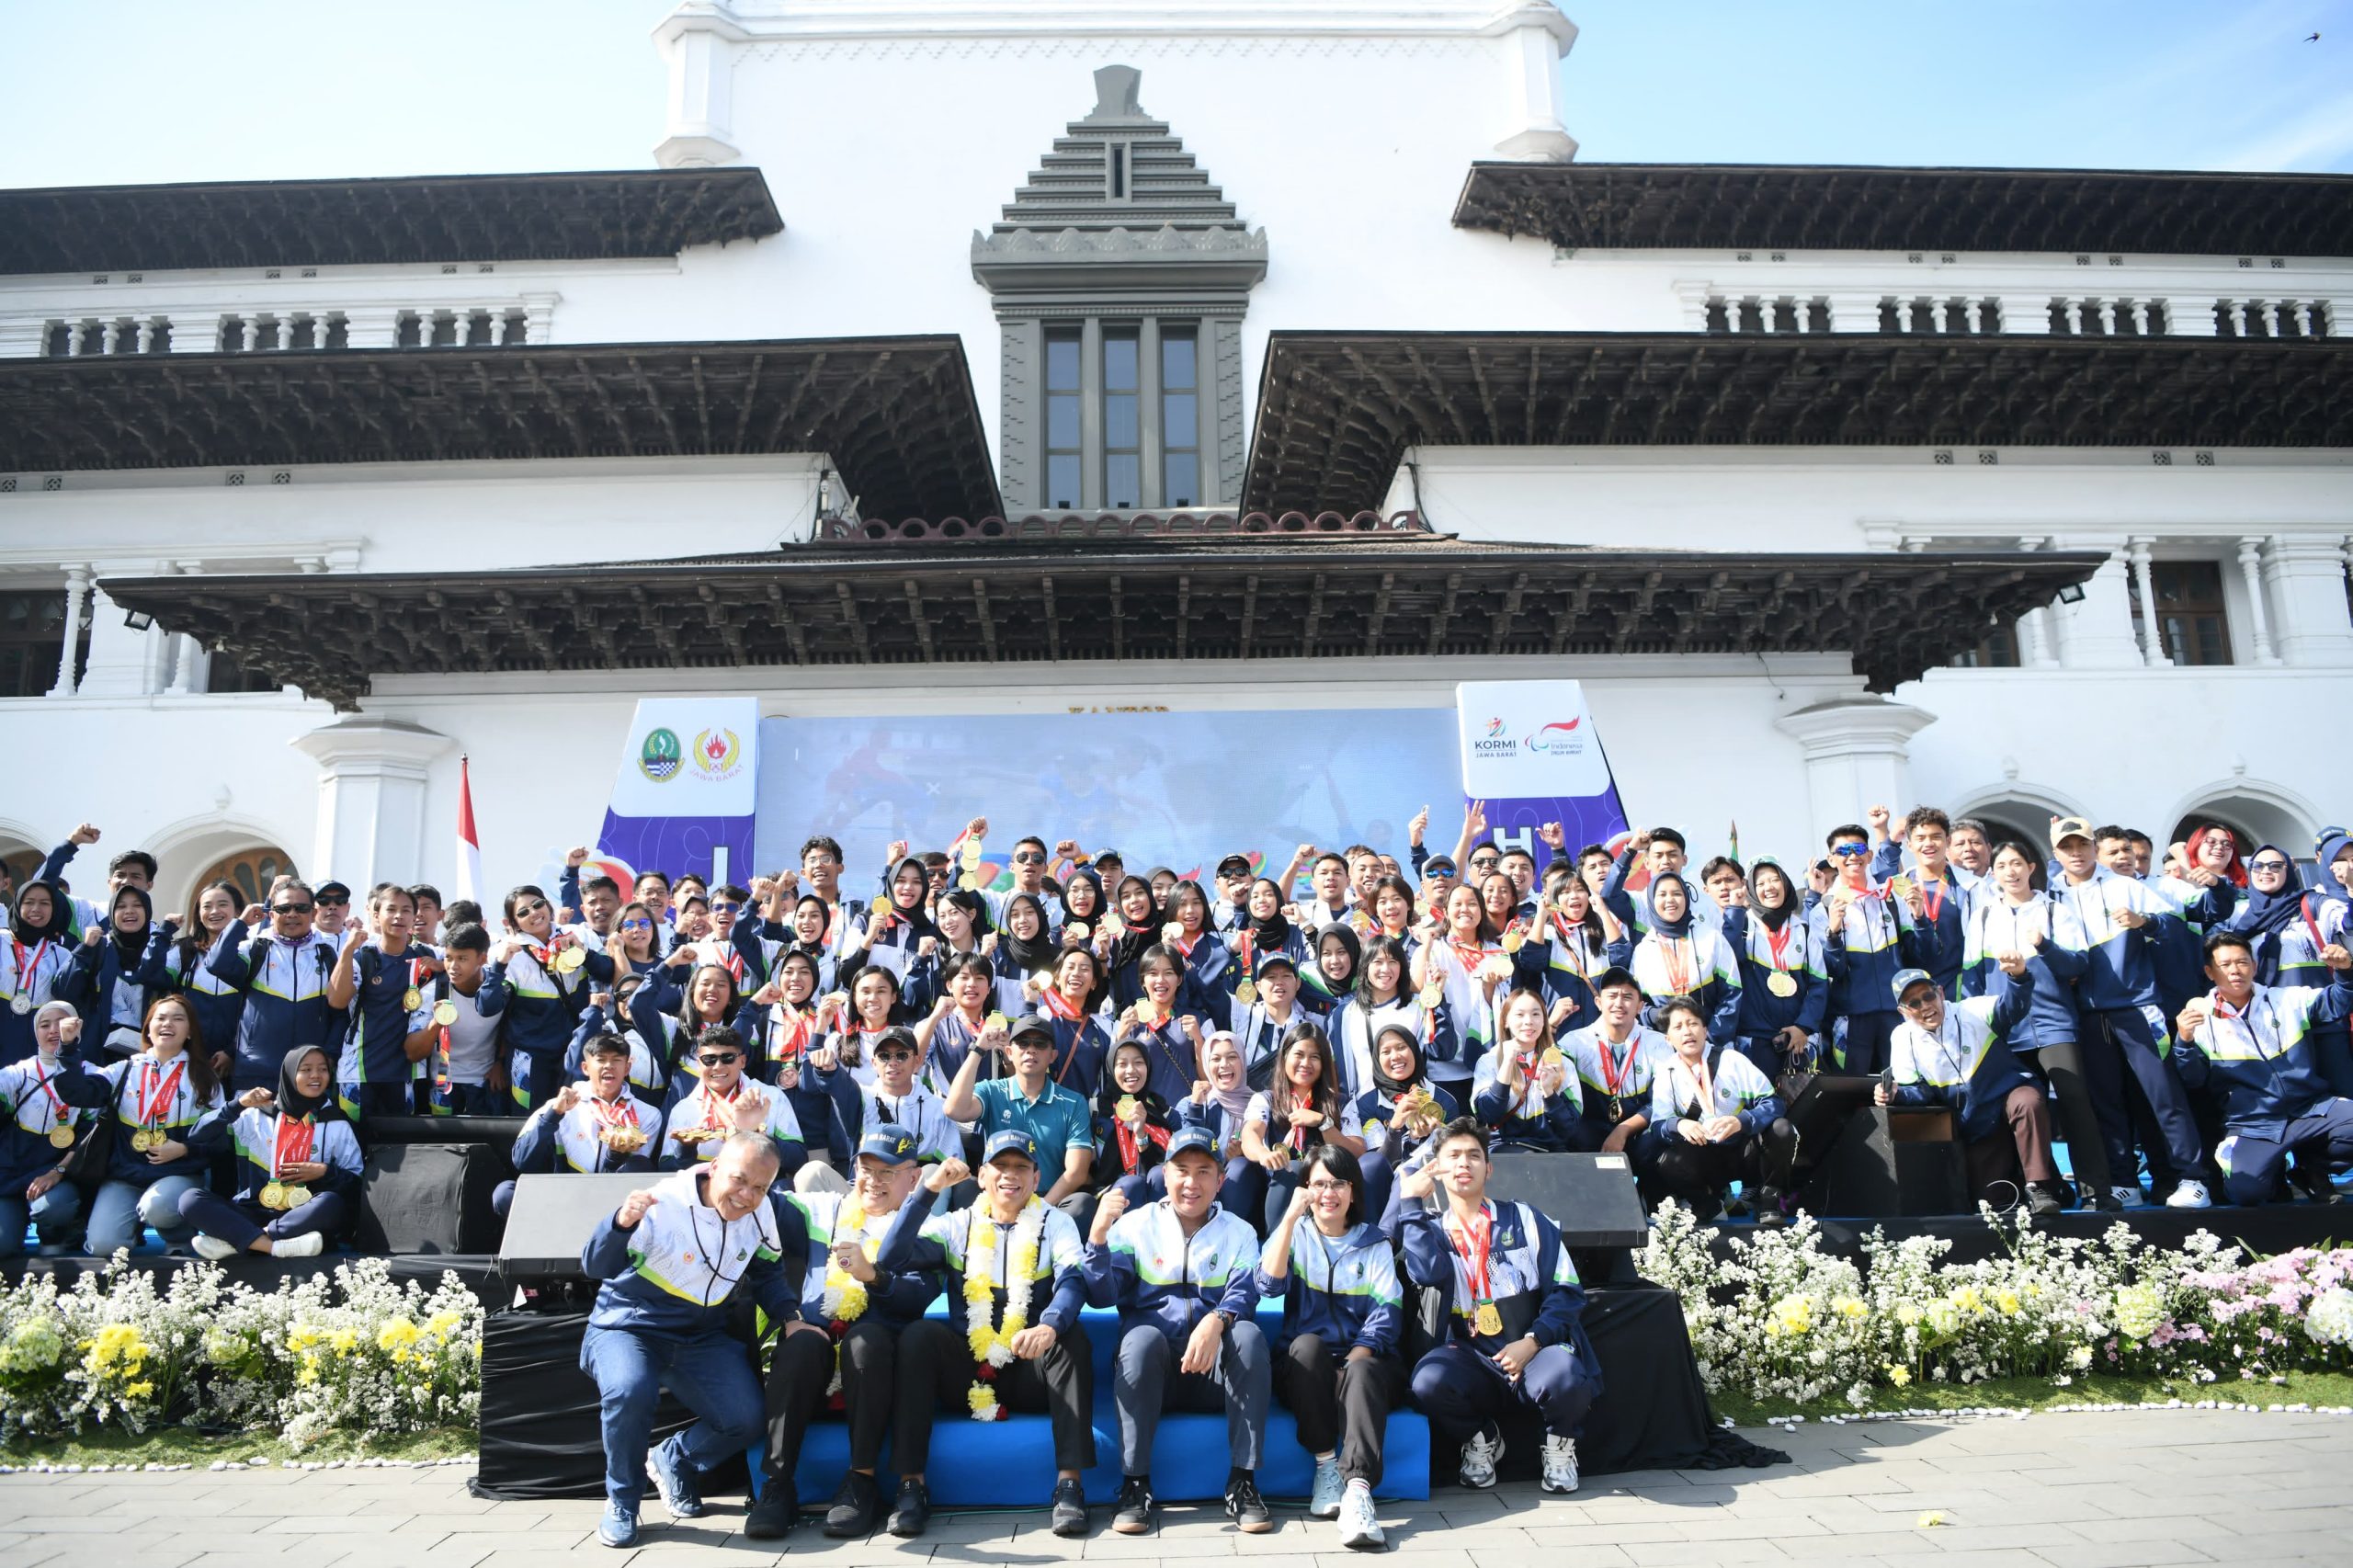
[108, 885, 153, 967]
[1059, 868, 1107, 930]
[873, 856, 939, 943]
[1748, 858, 1798, 933]
[9, 878, 72, 947]
[1370, 1022, 1425, 1096]
[278, 1044, 347, 1123]
[1000, 892, 1059, 974]
[1305, 924, 1361, 1006]
[1107, 875, 1162, 973]
[1245, 876, 1294, 953]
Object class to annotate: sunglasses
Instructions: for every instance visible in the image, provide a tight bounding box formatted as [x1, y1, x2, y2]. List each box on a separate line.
[874, 1049, 915, 1063]
[620, 918, 654, 931]
[1831, 844, 1872, 858]
[711, 901, 742, 914]
[273, 903, 314, 915]
[1469, 857, 1499, 869]
[514, 900, 550, 915]
[315, 897, 349, 908]
[699, 1052, 741, 1065]
[1013, 851, 1045, 865]
[2249, 860, 2290, 873]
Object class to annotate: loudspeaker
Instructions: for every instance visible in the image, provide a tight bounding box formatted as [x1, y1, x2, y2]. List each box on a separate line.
[361, 1115, 524, 1148]
[1778, 1073, 1880, 1170]
[496, 1173, 654, 1278]
[1801, 1107, 1968, 1218]
[1485, 1151, 1651, 1248]
[358, 1142, 509, 1255]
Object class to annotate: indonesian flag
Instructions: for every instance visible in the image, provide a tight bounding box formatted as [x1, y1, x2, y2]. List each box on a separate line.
[455, 756, 483, 905]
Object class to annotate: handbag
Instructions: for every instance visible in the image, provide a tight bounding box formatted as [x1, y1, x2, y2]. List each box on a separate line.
[54, 1066, 130, 1185]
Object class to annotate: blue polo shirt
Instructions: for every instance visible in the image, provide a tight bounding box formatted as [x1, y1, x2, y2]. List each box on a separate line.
[970, 1075, 1096, 1188]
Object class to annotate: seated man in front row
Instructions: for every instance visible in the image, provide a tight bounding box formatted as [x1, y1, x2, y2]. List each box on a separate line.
[2174, 930, 2353, 1205]
[1877, 956, 2068, 1215]
[1086, 1125, 1274, 1537]
[1396, 1116, 1599, 1495]
[579, 1132, 825, 1549]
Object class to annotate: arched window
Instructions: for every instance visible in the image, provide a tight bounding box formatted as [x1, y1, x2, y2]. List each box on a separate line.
[189, 844, 298, 915]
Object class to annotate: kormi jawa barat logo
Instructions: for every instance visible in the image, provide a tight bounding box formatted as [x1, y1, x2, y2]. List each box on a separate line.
[1473, 716, 1585, 758]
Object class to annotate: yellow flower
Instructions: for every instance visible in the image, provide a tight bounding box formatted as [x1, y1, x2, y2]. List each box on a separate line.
[1950, 1287, 1984, 1315]
[1833, 1297, 1869, 1321]
[378, 1319, 421, 1354]
[1895, 1302, 1922, 1327]
[425, 1311, 464, 1339]
[1887, 1364, 1913, 1387]
[125, 1381, 154, 1398]
[1995, 1290, 2022, 1316]
[330, 1329, 359, 1356]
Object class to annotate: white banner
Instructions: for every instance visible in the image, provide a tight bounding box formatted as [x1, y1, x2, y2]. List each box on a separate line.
[1454, 680, 1615, 798]
[605, 698, 761, 818]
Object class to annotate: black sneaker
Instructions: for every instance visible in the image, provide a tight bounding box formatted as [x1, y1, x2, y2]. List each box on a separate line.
[2086, 1183, 2123, 1214]
[1225, 1476, 1273, 1534]
[886, 1477, 931, 1539]
[823, 1470, 879, 1538]
[1112, 1475, 1154, 1535]
[2027, 1184, 2065, 1218]
[744, 1482, 797, 1540]
[1755, 1187, 1787, 1231]
[1050, 1476, 1088, 1537]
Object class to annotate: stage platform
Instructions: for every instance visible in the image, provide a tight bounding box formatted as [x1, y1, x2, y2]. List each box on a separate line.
[1702, 1198, 2353, 1267]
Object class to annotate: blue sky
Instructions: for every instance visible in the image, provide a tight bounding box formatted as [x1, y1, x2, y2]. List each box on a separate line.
[2, 0, 2348, 186]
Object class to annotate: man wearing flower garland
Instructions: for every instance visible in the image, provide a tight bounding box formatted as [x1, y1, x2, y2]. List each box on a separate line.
[872, 1131, 1096, 1540]
[750, 1123, 938, 1540]
[579, 1132, 825, 1550]
[1086, 1124, 1275, 1536]
[2173, 930, 2353, 1205]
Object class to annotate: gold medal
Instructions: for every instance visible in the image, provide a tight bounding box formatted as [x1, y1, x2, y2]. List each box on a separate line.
[1115, 1096, 1141, 1123]
[1539, 1046, 1564, 1072]
[553, 946, 586, 975]
[961, 837, 984, 870]
[960, 872, 983, 891]
[1767, 971, 1799, 999]
[282, 1185, 312, 1208]
[1474, 1301, 1504, 1337]
[984, 1011, 1008, 1032]
[1418, 983, 1444, 1009]
[1160, 922, 1183, 946]
[48, 1125, 75, 1149]
[1233, 980, 1257, 1006]
[1102, 913, 1126, 939]
[1066, 922, 1090, 941]
[259, 1181, 287, 1210]
[1890, 873, 1915, 901]
[433, 999, 460, 1026]
[402, 986, 423, 1011]
[1500, 928, 1526, 955]
[130, 1128, 158, 1153]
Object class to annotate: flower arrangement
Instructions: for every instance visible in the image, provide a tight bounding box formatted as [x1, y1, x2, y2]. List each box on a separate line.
[0, 1256, 481, 1446]
[1641, 1202, 2353, 1409]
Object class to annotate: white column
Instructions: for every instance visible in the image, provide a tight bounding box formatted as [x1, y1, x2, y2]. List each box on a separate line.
[170, 312, 221, 353]
[2125, 537, 2169, 667]
[342, 307, 401, 349]
[290, 718, 456, 891]
[1491, 17, 1579, 160]
[521, 292, 559, 346]
[2263, 534, 2353, 666]
[2049, 540, 2144, 669]
[2012, 537, 2059, 668]
[1825, 291, 1886, 333]
[74, 581, 167, 697]
[47, 565, 89, 696]
[654, 17, 744, 167]
[2235, 538, 2282, 666]
[2169, 296, 2219, 337]
[134, 319, 155, 352]
[1773, 698, 1938, 839]
[1997, 295, 2052, 334]
[165, 562, 208, 695]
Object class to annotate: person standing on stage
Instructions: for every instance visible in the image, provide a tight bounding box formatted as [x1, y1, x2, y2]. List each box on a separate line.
[1086, 1125, 1273, 1536]
[1397, 1116, 1598, 1494]
[871, 1132, 1096, 1540]
[578, 1133, 824, 1548]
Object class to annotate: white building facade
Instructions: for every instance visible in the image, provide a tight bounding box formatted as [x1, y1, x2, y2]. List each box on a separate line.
[1, 0, 2348, 910]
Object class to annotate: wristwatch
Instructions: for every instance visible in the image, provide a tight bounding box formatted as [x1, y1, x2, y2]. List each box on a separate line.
[1213, 1308, 1237, 1330]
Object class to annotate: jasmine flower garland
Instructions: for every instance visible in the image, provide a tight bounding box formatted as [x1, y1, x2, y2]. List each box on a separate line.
[961, 1197, 1047, 1421]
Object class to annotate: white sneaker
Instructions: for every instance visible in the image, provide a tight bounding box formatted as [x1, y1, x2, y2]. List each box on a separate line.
[2109, 1185, 2148, 1210]
[1336, 1482, 1384, 1551]
[190, 1234, 238, 1262]
[2165, 1179, 2211, 1210]
[273, 1232, 325, 1257]
[1457, 1428, 1504, 1489]
[1307, 1455, 1345, 1519]
[1540, 1434, 1580, 1494]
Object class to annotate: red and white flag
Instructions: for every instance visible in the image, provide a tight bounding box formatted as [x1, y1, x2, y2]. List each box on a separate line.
[455, 756, 483, 906]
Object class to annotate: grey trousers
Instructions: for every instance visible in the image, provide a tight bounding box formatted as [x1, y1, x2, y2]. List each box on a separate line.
[1113, 1318, 1270, 1476]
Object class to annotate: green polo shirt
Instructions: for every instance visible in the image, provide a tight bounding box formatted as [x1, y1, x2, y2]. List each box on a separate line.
[971, 1075, 1097, 1188]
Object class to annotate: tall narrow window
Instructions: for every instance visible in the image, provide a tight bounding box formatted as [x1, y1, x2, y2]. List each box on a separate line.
[2131, 560, 2233, 665]
[1103, 325, 1141, 509]
[1044, 327, 1082, 510]
[1161, 327, 1199, 507]
[0, 588, 85, 697]
[1108, 144, 1127, 199]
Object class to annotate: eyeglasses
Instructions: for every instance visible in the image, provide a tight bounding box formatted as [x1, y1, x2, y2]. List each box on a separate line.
[699, 1052, 741, 1065]
[1898, 994, 1938, 1011]
[2249, 859, 2290, 872]
[620, 918, 654, 931]
[1831, 844, 1872, 858]
[272, 903, 314, 915]
[1013, 851, 1045, 865]
[1304, 1177, 1351, 1192]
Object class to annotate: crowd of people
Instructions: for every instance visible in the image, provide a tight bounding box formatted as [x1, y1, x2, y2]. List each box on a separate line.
[5, 801, 2352, 1542]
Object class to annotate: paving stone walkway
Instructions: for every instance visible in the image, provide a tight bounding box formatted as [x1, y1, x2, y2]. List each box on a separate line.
[4, 1409, 2348, 1568]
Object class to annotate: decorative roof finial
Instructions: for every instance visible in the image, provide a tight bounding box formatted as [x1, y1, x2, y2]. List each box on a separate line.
[1087, 64, 1144, 121]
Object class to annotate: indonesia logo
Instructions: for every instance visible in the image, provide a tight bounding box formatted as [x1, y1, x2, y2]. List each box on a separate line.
[692, 727, 744, 782]
[638, 727, 683, 782]
[1524, 719, 1585, 755]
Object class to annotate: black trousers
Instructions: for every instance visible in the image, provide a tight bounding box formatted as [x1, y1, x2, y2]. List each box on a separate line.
[892, 1317, 1097, 1477]
[836, 1317, 902, 1471]
[761, 1327, 835, 1487]
[1273, 1332, 1407, 1487]
[1653, 1117, 1798, 1203]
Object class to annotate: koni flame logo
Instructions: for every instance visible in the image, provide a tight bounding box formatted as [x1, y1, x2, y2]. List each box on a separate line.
[1524, 718, 1585, 754]
[690, 726, 744, 781]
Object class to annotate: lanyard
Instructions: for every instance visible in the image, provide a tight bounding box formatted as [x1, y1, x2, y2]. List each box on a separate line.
[1445, 1202, 1496, 1305]
[9, 937, 51, 995]
[1041, 984, 1084, 1022]
[2211, 995, 2272, 1059]
[272, 1112, 318, 1172]
[135, 1058, 186, 1130]
[1596, 1032, 1641, 1096]
[1762, 920, 1795, 973]
[591, 1093, 640, 1130]
[771, 1004, 814, 1061]
[1918, 877, 1948, 924]
[1680, 1054, 1714, 1116]
[27, 1064, 69, 1125]
[701, 1081, 741, 1131]
[2301, 896, 2328, 961]
[1657, 935, 1695, 994]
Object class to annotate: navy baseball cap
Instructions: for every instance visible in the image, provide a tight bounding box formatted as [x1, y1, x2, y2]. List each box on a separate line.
[1892, 968, 1937, 1005]
[1165, 1125, 1221, 1162]
[1007, 1015, 1054, 1047]
[1254, 951, 1299, 980]
[858, 1124, 920, 1165]
[983, 1129, 1039, 1165]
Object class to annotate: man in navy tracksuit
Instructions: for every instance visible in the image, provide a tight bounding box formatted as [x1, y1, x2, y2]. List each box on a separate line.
[2046, 818, 2211, 1209]
[2172, 930, 2353, 1205]
[207, 884, 344, 1093]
